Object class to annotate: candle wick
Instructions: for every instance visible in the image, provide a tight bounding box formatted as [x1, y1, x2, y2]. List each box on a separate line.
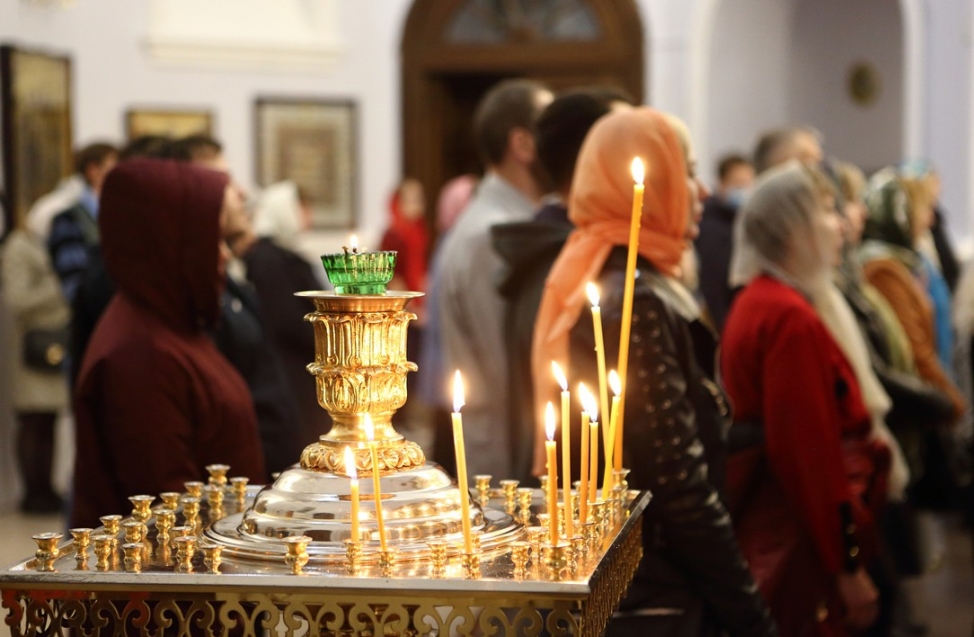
[342, 246, 349, 255]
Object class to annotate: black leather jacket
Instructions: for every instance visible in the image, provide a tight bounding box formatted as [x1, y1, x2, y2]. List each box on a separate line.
[569, 250, 775, 637]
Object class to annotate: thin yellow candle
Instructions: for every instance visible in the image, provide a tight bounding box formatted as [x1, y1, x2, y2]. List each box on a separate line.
[452, 370, 474, 554]
[586, 283, 611, 463]
[588, 402, 599, 507]
[544, 402, 559, 544]
[578, 383, 592, 524]
[345, 446, 360, 541]
[616, 157, 645, 466]
[603, 370, 621, 499]
[364, 415, 387, 552]
[552, 362, 573, 539]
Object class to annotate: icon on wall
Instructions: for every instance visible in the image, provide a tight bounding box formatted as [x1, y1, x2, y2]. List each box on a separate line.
[126, 108, 214, 141]
[847, 62, 881, 108]
[255, 98, 356, 230]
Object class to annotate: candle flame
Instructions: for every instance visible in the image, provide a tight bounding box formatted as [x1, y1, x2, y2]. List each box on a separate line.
[545, 402, 556, 441]
[580, 384, 599, 422]
[631, 157, 644, 185]
[453, 370, 465, 413]
[551, 361, 568, 391]
[364, 413, 374, 442]
[586, 282, 600, 308]
[609, 370, 621, 396]
[578, 382, 594, 417]
[344, 447, 357, 480]
[350, 234, 359, 251]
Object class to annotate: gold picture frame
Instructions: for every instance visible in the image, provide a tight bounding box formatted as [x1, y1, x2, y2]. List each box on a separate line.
[126, 108, 214, 141]
[1, 45, 73, 233]
[255, 98, 357, 230]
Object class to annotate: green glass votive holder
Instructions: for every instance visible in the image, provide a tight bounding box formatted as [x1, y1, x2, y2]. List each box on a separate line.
[320, 251, 397, 295]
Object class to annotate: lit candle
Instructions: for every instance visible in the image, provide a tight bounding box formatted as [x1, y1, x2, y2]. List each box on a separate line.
[587, 399, 599, 507]
[345, 446, 360, 541]
[364, 415, 387, 552]
[578, 383, 593, 524]
[544, 402, 559, 544]
[349, 234, 359, 253]
[452, 370, 474, 554]
[586, 282, 611, 476]
[551, 362, 573, 539]
[616, 158, 644, 467]
[604, 370, 622, 499]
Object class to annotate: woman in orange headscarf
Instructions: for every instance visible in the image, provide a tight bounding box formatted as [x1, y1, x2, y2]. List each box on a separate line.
[531, 108, 775, 636]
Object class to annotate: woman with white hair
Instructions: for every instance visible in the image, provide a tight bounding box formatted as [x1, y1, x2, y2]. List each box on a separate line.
[244, 181, 325, 445]
[722, 162, 890, 636]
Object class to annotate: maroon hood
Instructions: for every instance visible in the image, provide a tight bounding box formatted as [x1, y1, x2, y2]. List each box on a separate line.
[100, 158, 228, 332]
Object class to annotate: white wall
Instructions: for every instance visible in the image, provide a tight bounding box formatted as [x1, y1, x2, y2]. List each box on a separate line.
[789, 0, 903, 173]
[705, 0, 795, 181]
[927, 0, 973, 247]
[0, 0, 412, 257]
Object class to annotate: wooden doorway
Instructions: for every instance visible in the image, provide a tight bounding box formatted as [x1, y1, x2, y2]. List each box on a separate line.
[401, 0, 644, 229]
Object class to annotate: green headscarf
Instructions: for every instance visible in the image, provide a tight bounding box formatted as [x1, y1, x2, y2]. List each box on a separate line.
[860, 167, 920, 271]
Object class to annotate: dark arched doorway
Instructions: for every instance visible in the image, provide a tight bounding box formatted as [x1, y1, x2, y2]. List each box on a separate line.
[401, 0, 644, 225]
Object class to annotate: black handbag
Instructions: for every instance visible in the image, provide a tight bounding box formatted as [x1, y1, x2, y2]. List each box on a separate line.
[22, 328, 69, 372]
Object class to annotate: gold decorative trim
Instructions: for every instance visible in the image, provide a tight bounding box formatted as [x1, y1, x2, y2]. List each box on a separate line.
[300, 440, 426, 474]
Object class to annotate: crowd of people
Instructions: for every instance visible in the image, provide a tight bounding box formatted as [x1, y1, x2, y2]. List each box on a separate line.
[1, 77, 972, 636]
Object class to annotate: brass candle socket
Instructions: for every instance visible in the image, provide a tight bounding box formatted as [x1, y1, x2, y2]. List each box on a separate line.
[474, 474, 492, 507]
[613, 468, 630, 492]
[202, 545, 223, 574]
[174, 535, 197, 572]
[181, 496, 201, 530]
[536, 514, 551, 544]
[283, 535, 312, 575]
[205, 485, 225, 520]
[230, 476, 249, 502]
[378, 547, 398, 577]
[570, 535, 587, 574]
[206, 464, 230, 487]
[160, 492, 181, 511]
[526, 526, 545, 563]
[538, 475, 549, 492]
[92, 534, 114, 571]
[183, 481, 204, 499]
[122, 543, 143, 573]
[499, 479, 519, 513]
[461, 550, 480, 579]
[32, 532, 62, 572]
[170, 526, 193, 553]
[426, 540, 447, 578]
[343, 539, 363, 575]
[542, 542, 571, 580]
[510, 541, 530, 577]
[582, 521, 598, 553]
[123, 520, 144, 544]
[517, 488, 533, 525]
[99, 514, 122, 552]
[592, 500, 609, 543]
[69, 528, 92, 559]
[129, 495, 154, 522]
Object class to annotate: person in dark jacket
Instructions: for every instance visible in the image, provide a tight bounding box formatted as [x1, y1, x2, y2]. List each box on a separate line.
[696, 153, 754, 330]
[244, 181, 328, 446]
[493, 86, 624, 483]
[70, 158, 266, 528]
[532, 107, 775, 637]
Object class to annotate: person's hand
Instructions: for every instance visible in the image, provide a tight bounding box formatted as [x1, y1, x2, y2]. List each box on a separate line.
[836, 567, 879, 630]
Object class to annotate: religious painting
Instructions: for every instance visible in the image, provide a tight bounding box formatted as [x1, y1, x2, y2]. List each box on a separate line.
[126, 108, 214, 140]
[0, 45, 73, 234]
[255, 98, 356, 229]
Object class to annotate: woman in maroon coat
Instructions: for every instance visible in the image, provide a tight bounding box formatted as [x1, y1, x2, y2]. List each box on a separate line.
[69, 158, 266, 528]
[721, 163, 889, 636]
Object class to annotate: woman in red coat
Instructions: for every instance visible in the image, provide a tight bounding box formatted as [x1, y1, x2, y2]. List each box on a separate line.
[721, 162, 889, 636]
[69, 158, 266, 528]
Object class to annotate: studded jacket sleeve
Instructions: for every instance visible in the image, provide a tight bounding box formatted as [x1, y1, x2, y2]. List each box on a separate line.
[602, 284, 776, 637]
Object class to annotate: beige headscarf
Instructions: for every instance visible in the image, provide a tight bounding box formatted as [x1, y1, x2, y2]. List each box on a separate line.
[732, 162, 908, 498]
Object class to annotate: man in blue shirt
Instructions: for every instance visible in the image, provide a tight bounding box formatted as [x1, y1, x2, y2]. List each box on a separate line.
[47, 143, 118, 303]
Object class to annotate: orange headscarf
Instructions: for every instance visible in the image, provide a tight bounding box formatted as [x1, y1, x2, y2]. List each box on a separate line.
[530, 107, 689, 473]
